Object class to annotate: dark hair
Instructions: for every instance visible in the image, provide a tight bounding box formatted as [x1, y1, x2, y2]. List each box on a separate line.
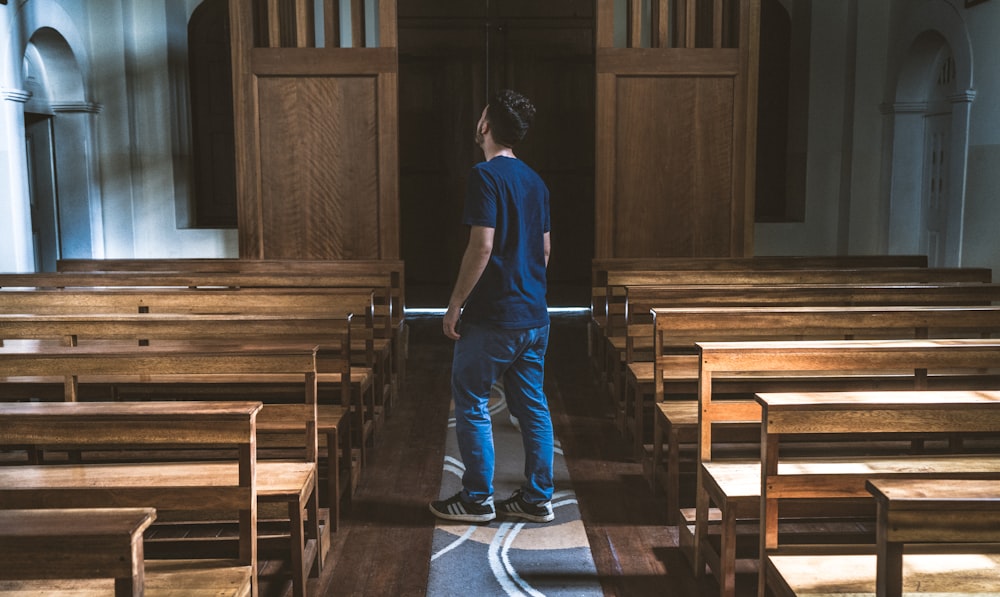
[486, 89, 535, 148]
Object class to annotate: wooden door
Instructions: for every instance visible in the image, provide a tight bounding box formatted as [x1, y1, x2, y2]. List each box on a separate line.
[595, 0, 760, 258]
[230, 0, 399, 259]
[398, 0, 595, 305]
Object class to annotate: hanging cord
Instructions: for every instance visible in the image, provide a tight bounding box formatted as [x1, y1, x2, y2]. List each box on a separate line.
[484, 0, 491, 101]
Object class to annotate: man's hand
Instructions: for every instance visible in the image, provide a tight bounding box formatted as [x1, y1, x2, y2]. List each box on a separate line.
[443, 305, 462, 340]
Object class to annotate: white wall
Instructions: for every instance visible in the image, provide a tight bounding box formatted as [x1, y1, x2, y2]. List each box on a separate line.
[85, 0, 236, 257]
[754, 0, 998, 280]
[0, 0, 236, 271]
[959, 0, 1000, 275]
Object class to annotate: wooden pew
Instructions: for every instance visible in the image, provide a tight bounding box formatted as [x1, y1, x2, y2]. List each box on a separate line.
[0, 283, 391, 421]
[589, 255, 929, 365]
[594, 262, 979, 352]
[0, 311, 357, 530]
[766, 477, 1000, 597]
[0, 507, 156, 597]
[0, 400, 263, 597]
[55, 258, 408, 397]
[595, 268, 993, 410]
[0, 287, 382, 463]
[638, 304, 1000, 517]
[620, 283, 1000, 441]
[0, 344, 321, 597]
[690, 338, 1000, 597]
[756, 392, 1000, 597]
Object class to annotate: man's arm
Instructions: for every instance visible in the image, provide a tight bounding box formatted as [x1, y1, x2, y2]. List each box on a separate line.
[443, 225, 495, 340]
[544, 231, 551, 268]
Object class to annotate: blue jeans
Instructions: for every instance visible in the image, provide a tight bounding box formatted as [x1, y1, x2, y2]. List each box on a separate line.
[452, 322, 553, 505]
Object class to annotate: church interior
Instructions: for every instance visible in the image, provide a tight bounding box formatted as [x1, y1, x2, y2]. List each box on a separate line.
[2, 0, 1000, 595]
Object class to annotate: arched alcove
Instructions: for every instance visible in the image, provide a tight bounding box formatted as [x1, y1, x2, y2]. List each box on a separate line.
[0, 0, 101, 271]
[886, 0, 974, 266]
[22, 26, 99, 270]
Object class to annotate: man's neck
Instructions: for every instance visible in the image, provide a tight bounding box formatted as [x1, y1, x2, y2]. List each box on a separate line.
[482, 140, 516, 162]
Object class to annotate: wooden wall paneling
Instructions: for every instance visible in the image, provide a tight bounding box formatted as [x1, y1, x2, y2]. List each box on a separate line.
[351, 0, 365, 47]
[593, 0, 758, 258]
[613, 76, 734, 256]
[295, 0, 312, 48]
[257, 75, 380, 258]
[378, 71, 400, 259]
[232, 0, 263, 258]
[629, 0, 643, 48]
[231, 0, 400, 260]
[740, 0, 760, 255]
[596, 0, 614, 48]
[324, 0, 341, 47]
[595, 71, 616, 258]
[267, 0, 281, 47]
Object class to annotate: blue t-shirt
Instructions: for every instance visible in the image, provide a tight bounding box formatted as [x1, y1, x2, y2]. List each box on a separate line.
[461, 156, 550, 329]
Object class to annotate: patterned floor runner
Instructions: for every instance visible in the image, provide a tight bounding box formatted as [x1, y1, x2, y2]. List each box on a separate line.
[429, 384, 603, 596]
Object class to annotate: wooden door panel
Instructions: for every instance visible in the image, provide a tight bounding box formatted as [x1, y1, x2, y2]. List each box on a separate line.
[258, 76, 380, 259]
[594, 0, 759, 259]
[613, 76, 734, 257]
[231, 0, 398, 260]
[398, 4, 595, 293]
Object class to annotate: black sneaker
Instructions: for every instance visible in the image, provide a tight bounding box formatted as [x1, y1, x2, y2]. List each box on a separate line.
[497, 489, 554, 523]
[430, 492, 496, 522]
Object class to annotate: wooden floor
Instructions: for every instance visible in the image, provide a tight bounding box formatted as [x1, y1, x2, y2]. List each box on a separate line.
[289, 313, 739, 597]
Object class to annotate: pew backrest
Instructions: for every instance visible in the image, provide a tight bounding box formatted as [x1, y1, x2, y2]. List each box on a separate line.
[696, 338, 1000, 460]
[596, 267, 993, 334]
[54, 258, 405, 328]
[0, 399, 264, 593]
[591, 255, 930, 318]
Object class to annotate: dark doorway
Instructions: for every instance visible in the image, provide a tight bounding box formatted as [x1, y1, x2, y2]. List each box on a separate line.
[398, 0, 595, 308]
[24, 113, 59, 272]
[189, 0, 237, 228]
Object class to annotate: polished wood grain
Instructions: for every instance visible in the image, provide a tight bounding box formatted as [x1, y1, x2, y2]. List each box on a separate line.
[594, 0, 758, 259]
[0, 400, 260, 597]
[636, 305, 1000, 528]
[0, 507, 156, 596]
[757, 392, 1000, 597]
[693, 339, 1000, 597]
[869, 478, 1000, 597]
[230, 0, 399, 261]
[0, 342, 321, 597]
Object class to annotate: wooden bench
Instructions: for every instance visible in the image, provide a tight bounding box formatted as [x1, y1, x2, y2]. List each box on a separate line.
[0, 344, 322, 597]
[0, 283, 391, 421]
[690, 339, 1000, 597]
[595, 267, 993, 410]
[55, 258, 408, 398]
[0, 400, 262, 597]
[589, 255, 929, 365]
[594, 263, 983, 349]
[0, 311, 358, 528]
[619, 283, 1000, 441]
[756, 392, 1000, 597]
[766, 477, 1000, 597]
[0, 286, 383, 461]
[0, 507, 156, 596]
[638, 305, 1000, 520]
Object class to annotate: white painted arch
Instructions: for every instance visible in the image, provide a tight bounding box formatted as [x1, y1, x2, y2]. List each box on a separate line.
[886, 0, 975, 266]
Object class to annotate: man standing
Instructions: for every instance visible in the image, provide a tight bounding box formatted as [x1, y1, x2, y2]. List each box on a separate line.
[430, 89, 554, 524]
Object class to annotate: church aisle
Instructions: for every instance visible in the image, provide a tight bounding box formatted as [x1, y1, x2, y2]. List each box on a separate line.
[314, 313, 736, 597]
